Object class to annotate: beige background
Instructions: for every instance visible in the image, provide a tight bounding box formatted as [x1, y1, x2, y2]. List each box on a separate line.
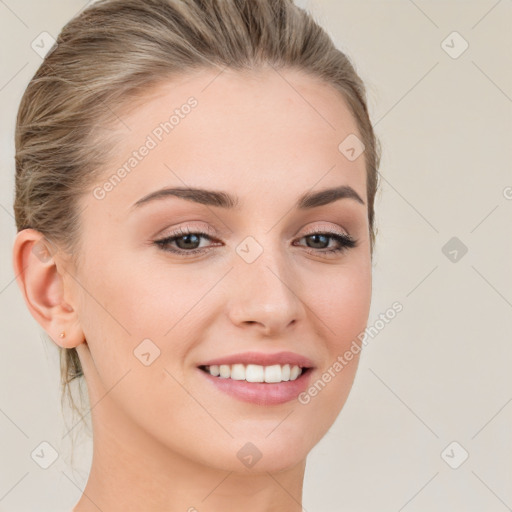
[1, 1, 511, 511]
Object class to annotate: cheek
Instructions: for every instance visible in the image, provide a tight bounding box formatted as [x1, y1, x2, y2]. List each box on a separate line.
[74, 256, 196, 431]
[311, 260, 372, 346]
[76, 252, 204, 381]
[74, 254, 159, 378]
[298, 261, 371, 428]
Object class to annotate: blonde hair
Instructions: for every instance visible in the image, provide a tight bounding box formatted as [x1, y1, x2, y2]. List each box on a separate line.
[14, 0, 381, 423]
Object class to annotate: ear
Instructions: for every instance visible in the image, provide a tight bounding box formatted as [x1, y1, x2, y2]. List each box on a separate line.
[12, 229, 84, 349]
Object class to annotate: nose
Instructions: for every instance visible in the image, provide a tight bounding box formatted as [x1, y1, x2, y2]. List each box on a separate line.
[226, 241, 305, 337]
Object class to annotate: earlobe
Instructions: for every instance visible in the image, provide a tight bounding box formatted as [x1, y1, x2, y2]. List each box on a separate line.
[12, 229, 84, 349]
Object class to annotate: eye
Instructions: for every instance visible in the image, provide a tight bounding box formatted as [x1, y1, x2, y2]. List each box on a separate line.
[293, 229, 357, 257]
[154, 226, 357, 258]
[154, 226, 218, 258]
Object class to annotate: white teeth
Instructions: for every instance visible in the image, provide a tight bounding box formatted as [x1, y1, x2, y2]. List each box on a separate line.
[264, 364, 283, 383]
[290, 365, 301, 380]
[219, 364, 230, 378]
[230, 364, 246, 380]
[246, 364, 264, 382]
[204, 363, 304, 382]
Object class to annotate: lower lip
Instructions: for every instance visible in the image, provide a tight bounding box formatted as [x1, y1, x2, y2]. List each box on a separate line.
[198, 367, 314, 406]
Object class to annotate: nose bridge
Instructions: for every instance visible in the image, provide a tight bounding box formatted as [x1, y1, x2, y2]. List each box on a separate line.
[227, 232, 303, 333]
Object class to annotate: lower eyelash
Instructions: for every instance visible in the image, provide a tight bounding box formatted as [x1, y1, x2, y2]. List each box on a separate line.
[154, 231, 357, 257]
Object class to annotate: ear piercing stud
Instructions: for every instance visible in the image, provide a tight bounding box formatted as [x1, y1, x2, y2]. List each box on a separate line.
[59, 331, 66, 339]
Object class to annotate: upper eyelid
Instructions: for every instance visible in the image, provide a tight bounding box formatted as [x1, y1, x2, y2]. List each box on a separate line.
[158, 220, 351, 237]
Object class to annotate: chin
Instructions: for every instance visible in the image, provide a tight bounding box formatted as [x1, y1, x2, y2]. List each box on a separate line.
[215, 433, 312, 474]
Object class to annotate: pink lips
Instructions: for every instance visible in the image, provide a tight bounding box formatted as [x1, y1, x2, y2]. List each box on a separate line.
[197, 351, 315, 406]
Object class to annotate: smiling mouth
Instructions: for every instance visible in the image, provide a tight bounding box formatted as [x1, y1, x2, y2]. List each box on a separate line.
[198, 363, 312, 383]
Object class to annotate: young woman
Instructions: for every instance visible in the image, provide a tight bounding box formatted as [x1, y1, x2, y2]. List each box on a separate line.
[12, 0, 381, 510]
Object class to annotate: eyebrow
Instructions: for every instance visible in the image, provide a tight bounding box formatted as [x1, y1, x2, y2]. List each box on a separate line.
[131, 184, 365, 211]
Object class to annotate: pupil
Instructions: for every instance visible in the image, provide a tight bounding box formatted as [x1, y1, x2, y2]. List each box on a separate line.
[178, 234, 199, 249]
[309, 234, 327, 249]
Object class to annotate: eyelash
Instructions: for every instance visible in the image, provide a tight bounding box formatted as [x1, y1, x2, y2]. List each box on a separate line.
[154, 226, 357, 259]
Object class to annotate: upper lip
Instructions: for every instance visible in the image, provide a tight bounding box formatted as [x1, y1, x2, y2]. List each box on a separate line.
[198, 351, 315, 369]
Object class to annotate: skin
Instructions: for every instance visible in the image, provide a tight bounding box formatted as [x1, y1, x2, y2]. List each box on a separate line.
[13, 67, 372, 512]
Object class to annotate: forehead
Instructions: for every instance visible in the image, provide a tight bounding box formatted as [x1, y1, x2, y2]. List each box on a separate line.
[93, 67, 367, 211]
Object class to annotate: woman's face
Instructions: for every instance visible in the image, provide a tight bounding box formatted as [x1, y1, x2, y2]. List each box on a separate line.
[68, 67, 372, 473]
